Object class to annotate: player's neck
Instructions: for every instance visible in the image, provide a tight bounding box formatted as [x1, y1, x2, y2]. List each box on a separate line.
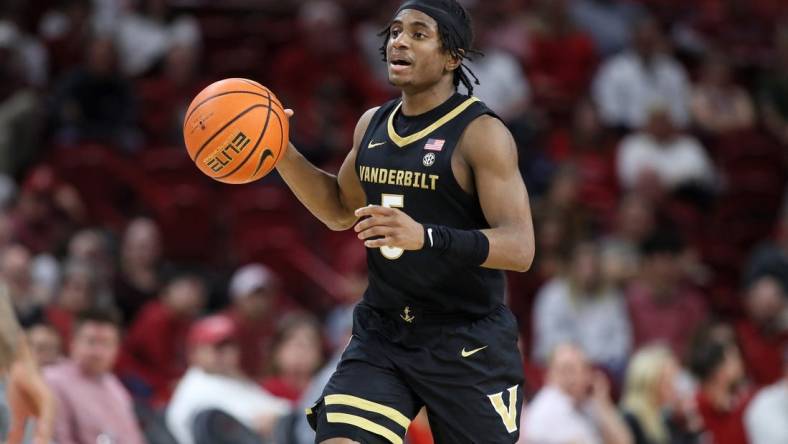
[400, 84, 456, 117]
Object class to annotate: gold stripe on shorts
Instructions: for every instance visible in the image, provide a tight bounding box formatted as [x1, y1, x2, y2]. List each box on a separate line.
[326, 412, 403, 444]
[324, 394, 410, 429]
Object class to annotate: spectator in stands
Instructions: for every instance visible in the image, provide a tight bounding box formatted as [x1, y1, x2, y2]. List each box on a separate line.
[745, 204, 788, 291]
[0, 2, 47, 87]
[744, 346, 788, 444]
[11, 166, 85, 257]
[520, 343, 632, 444]
[224, 263, 279, 379]
[50, 33, 138, 150]
[735, 275, 788, 387]
[569, 0, 644, 57]
[118, 274, 205, 406]
[44, 309, 145, 444]
[617, 106, 716, 197]
[689, 334, 752, 444]
[261, 313, 324, 403]
[626, 229, 708, 359]
[0, 244, 45, 327]
[0, 24, 41, 177]
[547, 99, 619, 217]
[533, 240, 632, 375]
[167, 315, 290, 444]
[620, 345, 702, 444]
[38, 0, 94, 78]
[690, 52, 754, 135]
[44, 260, 98, 349]
[526, 0, 597, 114]
[593, 17, 691, 129]
[114, 217, 165, 324]
[535, 164, 592, 244]
[465, 14, 530, 122]
[600, 193, 656, 286]
[27, 323, 62, 367]
[114, 0, 201, 78]
[759, 24, 788, 146]
[270, 0, 388, 163]
[66, 228, 114, 305]
[138, 43, 203, 145]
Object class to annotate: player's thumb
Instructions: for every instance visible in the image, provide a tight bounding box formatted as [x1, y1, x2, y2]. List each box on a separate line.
[285, 109, 294, 118]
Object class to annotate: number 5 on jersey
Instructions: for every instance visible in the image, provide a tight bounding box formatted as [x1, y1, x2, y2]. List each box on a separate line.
[380, 194, 404, 260]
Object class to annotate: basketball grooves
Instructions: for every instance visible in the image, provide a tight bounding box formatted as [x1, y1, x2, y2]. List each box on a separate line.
[184, 90, 270, 127]
[215, 90, 273, 179]
[191, 103, 270, 162]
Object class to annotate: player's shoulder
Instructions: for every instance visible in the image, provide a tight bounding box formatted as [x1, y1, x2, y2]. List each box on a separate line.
[460, 110, 513, 152]
[352, 106, 382, 149]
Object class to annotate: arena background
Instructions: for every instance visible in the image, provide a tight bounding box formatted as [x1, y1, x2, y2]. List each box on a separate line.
[0, 0, 786, 443]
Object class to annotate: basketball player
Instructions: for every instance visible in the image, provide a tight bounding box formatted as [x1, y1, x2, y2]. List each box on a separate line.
[276, 0, 534, 442]
[0, 287, 54, 443]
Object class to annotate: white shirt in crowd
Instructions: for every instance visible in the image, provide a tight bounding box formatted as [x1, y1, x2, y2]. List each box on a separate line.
[532, 278, 632, 369]
[519, 385, 602, 444]
[166, 368, 291, 444]
[464, 49, 530, 121]
[593, 51, 690, 128]
[744, 380, 788, 444]
[617, 132, 716, 190]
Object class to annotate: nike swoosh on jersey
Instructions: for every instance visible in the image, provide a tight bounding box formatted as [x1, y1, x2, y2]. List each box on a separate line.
[367, 140, 386, 148]
[461, 345, 488, 358]
[427, 228, 434, 247]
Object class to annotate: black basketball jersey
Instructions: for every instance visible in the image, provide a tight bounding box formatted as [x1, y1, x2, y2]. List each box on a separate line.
[355, 93, 505, 319]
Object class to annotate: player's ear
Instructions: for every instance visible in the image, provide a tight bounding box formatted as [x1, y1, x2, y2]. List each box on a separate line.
[445, 49, 463, 72]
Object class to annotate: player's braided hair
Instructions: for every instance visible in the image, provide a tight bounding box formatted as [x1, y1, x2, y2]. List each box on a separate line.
[379, 0, 483, 95]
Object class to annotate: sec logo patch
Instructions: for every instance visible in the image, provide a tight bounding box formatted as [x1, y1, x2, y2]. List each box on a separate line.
[423, 152, 436, 167]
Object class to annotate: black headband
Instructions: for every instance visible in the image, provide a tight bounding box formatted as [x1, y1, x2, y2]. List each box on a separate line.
[394, 0, 470, 49]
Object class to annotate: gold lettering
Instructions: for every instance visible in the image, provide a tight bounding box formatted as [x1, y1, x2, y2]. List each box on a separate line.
[387, 169, 396, 185]
[370, 167, 378, 183]
[420, 172, 428, 189]
[395, 170, 404, 186]
[429, 174, 439, 190]
[404, 171, 413, 187]
[378, 169, 387, 183]
[488, 386, 519, 433]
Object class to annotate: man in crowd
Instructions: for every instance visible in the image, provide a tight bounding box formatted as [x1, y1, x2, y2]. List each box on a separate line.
[520, 343, 632, 444]
[44, 308, 145, 444]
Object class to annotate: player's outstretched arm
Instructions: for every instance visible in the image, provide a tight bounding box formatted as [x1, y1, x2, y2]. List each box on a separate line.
[465, 115, 535, 272]
[275, 108, 377, 231]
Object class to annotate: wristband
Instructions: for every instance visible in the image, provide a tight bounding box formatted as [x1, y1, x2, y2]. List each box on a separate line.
[423, 224, 489, 266]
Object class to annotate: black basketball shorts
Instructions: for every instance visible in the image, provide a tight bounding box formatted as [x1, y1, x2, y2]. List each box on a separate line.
[306, 302, 524, 443]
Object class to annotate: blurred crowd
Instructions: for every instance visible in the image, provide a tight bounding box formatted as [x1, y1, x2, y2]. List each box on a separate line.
[0, 0, 787, 443]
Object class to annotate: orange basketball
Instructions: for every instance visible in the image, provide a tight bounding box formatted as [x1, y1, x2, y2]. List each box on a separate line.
[183, 78, 289, 184]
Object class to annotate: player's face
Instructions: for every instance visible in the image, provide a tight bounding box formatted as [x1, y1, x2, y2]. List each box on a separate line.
[386, 9, 459, 91]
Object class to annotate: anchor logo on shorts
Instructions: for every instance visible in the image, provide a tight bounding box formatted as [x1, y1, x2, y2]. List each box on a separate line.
[400, 306, 415, 323]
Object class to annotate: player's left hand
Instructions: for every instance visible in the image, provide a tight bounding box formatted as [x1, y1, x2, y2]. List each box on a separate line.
[354, 205, 424, 250]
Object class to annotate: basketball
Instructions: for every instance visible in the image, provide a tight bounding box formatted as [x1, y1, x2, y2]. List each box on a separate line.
[183, 78, 289, 184]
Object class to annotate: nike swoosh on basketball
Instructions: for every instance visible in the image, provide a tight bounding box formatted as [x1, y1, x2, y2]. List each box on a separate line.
[368, 140, 386, 148]
[461, 345, 488, 358]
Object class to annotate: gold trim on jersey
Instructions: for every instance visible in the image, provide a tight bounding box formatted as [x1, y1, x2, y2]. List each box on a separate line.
[324, 394, 411, 429]
[386, 96, 480, 147]
[326, 413, 404, 444]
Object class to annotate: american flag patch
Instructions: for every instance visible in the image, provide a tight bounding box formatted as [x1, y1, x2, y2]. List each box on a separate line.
[424, 138, 445, 151]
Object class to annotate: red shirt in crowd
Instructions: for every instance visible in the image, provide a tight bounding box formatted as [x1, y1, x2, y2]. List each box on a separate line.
[45, 306, 74, 351]
[260, 376, 302, 404]
[116, 301, 191, 406]
[626, 282, 708, 359]
[527, 31, 597, 112]
[735, 319, 788, 387]
[224, 308, 274, 379]
[695, 389, 753, 444]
